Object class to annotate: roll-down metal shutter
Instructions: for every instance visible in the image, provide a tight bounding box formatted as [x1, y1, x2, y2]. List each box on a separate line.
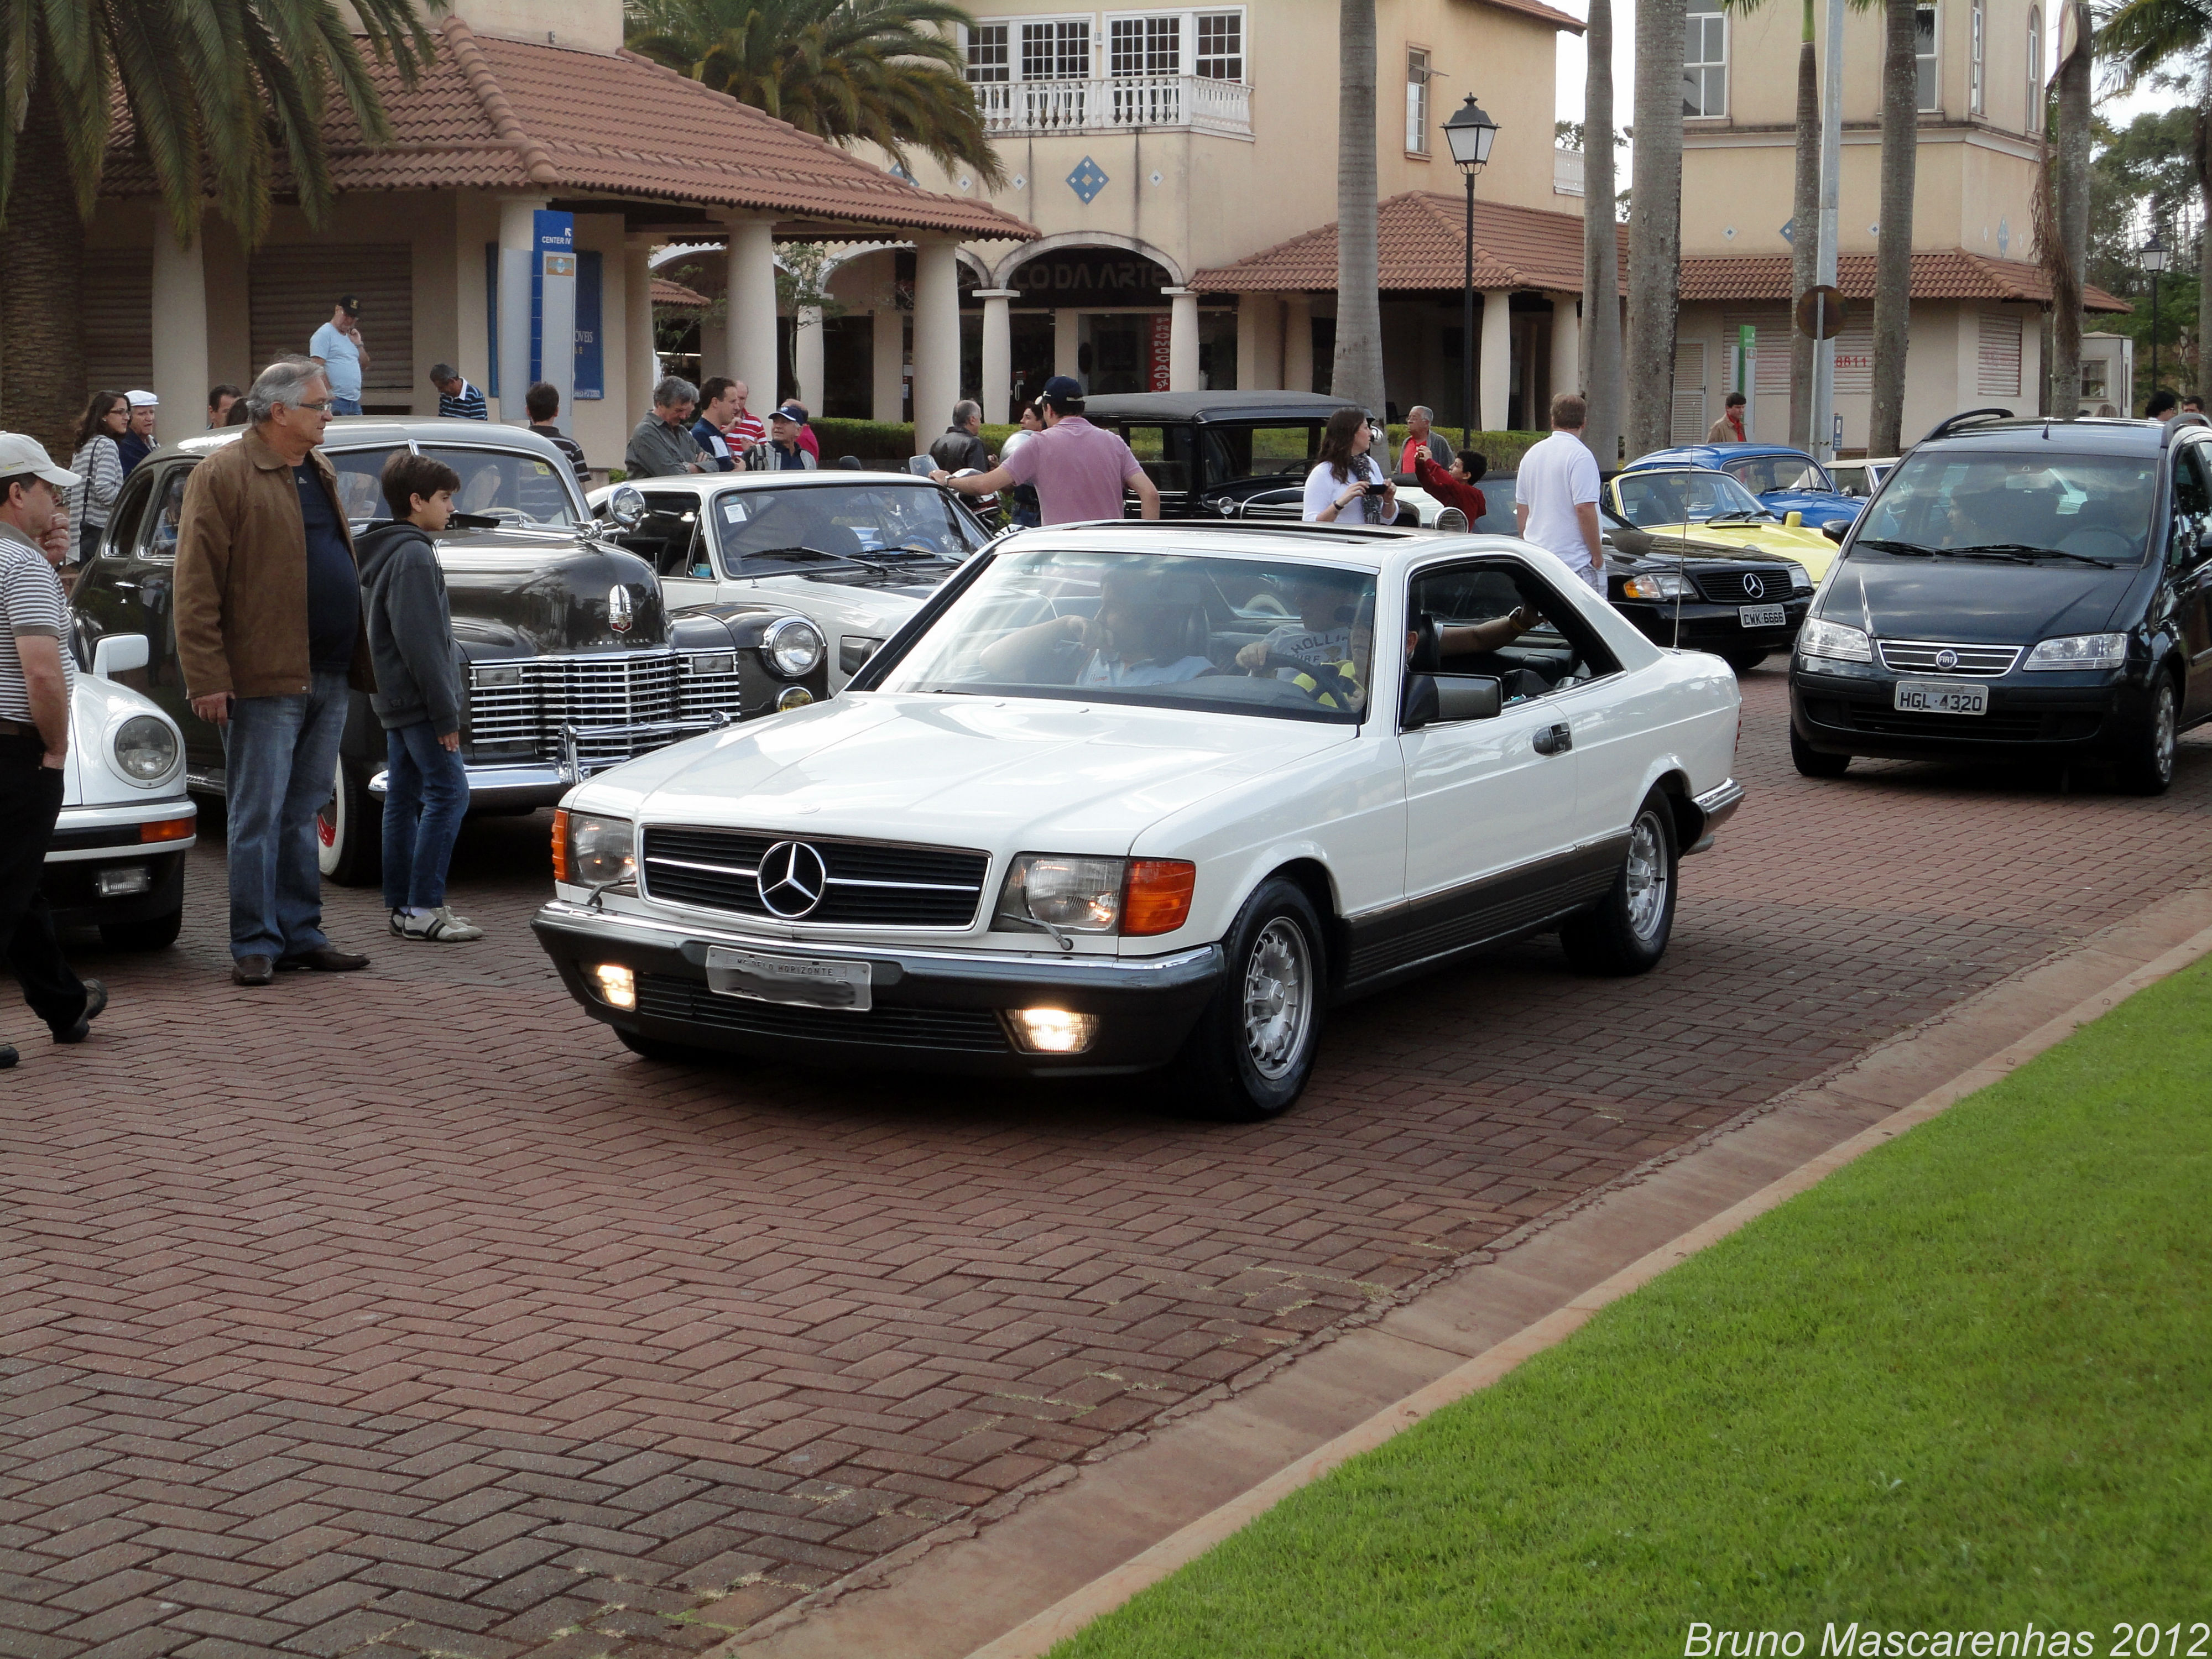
[1671, 341, 1707, 444]
[249, 245, 413, 404]
[1977, 313, 2022, 395]
[82, 249, 154, 398]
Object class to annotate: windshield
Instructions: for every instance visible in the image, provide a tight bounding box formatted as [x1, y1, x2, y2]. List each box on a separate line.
[421, 445, 580, 528]
[1725, 455, 1829, 495]
[1855, 451, 2156, 563]
[877, 549, 1379, 723]
[711, 483, 984, 570]
[326, 447, 405, 525]
[1199, 424, 1327, 485]
[1614, 470, 1769, 528]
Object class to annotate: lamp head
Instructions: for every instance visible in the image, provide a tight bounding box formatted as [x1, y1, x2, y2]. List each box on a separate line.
[2142, 232, 2170, 274]
[1444, 93, 1499, 171]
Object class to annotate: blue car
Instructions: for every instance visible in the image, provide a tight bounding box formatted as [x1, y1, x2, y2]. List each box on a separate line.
[1625, 443, 1865, 530]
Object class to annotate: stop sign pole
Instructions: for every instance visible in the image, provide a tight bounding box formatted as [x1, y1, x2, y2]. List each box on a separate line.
[1810, 0, 1845, 465]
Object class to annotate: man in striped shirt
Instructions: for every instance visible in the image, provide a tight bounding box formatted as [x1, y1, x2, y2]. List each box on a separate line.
[727, 379, 766, 450]
[430, 364, 489, 421]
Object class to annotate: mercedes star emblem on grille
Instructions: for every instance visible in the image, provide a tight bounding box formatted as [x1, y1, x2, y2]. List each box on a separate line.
[1936, 648, 1960, 671]
[609, 585, 634, 634]
[1741, 572, 1766, 599]
[757, 840, 828, 918]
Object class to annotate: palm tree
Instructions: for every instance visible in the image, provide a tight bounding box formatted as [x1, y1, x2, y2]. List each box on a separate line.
[1626, 0, 1687, 458]
[0, 0, 435, 455]
[1331, 0, 1386, 419]
[1582, 0, 1623, 463]
[1867, 0, 1919, 455]
[626, 0, 1006, 190]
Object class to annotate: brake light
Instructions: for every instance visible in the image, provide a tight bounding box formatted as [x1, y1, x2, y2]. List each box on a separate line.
[551, 808, 571, 883]
[138, 816, 194, 843]
[1122, 860, 1196, 936]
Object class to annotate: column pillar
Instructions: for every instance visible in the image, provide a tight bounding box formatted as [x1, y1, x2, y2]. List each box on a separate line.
[1550, 293, 1580, 407]
[721, 213, 779, 414]
[793, 305, 824, 411]
[495, 194, 550, 422]
[974, 289, 1018, 423]
[1480, 290, 1514, 433]
[624, 239, 657, 432]
[1053, 307, 1080, 379]
[1162, 287, 1201, 393]
[1237, 294, 1281, 390]
[1281, 294, 1313, 394]
[910, 237, 961, 456]
[872, 306, 906, 423]
[151, 222, 210, 433]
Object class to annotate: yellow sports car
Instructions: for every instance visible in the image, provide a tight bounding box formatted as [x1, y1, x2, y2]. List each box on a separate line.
[1601, 466, 1840, 581]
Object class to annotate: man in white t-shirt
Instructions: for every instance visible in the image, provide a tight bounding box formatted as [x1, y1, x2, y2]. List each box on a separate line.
[1514, 392, 1606, 594]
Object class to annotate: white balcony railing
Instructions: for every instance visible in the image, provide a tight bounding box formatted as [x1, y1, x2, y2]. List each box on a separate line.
[974, 74, 1253, 138]
[1553, 145, 1585, 197]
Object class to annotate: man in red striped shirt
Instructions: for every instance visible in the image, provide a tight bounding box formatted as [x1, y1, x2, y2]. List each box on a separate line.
[727, 380, 766, 451]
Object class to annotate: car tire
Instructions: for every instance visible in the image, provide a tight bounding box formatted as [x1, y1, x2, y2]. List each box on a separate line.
[1725, 649, 1769, 674]
[617, 1028, 706, 1063]
[100, 907, 183, 951]
[2115, 674, 2179, 796]
[1790, 726, 1851, 778]
[1560, 791, 1678, 977]
[1175, 878, 1327, 1123]
[317, 758, 383, 887]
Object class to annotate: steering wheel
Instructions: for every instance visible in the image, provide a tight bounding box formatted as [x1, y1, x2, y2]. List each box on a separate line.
[1262, 651, 1357, 706]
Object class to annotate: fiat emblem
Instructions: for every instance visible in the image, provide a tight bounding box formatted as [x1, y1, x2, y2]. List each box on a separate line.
[1740, 572, 1766, 599]
[757, 841, 828, 918]
[1936, 648, 1959, 671]
[609, 585, 634, 634]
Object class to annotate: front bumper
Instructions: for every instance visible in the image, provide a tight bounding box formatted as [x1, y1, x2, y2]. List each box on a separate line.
[532, 900, 1227, 1077]
[1791, 661, 2143, 761]
[1615, 596, 1809, 654]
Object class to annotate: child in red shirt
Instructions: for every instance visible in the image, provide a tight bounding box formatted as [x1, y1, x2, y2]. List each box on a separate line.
[1412, 444, 1486, 521]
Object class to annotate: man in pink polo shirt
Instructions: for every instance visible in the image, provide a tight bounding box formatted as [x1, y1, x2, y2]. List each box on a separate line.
[933, 377, 1160, 524]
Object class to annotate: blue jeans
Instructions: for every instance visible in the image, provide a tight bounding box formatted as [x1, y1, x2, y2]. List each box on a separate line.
[380, 721, 470, 910]
[330, 397, 362, 416]
[222, 670, 350, 961]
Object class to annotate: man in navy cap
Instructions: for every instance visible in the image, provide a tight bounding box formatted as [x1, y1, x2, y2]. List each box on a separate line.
[932, 375, 1157, 524]
[744, 402, 818, 472]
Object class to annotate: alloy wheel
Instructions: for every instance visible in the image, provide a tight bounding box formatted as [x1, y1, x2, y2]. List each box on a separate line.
[1624, 809, 1671, 942]
[1242, 918, 1313, 1082]
[2153, 682, 2177, 786]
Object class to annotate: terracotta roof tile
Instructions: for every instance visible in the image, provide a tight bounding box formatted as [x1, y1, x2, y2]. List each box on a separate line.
[100, 16, 1034, 241]
[651, 276, 709, 307]
[1192, 191, 1625, 296]
[1481, 0, 1587, 33]
[1679, 250, 2130, 311]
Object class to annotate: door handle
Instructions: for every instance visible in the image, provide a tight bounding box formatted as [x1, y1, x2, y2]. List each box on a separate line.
[1532, 722, 1573, 755]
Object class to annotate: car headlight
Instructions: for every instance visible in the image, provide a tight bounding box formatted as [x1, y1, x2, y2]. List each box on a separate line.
[111, 714, 178, 783]
[1798, 616, 1873, 663]
[2023, 632, 2127, 671]
[1790, 564, 1814, 592]
[552, 810, 635, 887]
[995, 854, 1196, 938]
[1622, 572, 1695, 600]
[765, 617, 825, 679]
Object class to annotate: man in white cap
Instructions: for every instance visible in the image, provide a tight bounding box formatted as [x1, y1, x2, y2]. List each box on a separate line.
[0, 434, 110, 1068]
[119, 391, 158, 478]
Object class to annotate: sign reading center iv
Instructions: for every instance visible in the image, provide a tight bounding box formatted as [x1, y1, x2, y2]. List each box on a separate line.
[495, 209, 577, 430]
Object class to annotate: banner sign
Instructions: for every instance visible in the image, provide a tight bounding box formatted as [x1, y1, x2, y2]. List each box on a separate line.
[1147, 314, 1172, 392]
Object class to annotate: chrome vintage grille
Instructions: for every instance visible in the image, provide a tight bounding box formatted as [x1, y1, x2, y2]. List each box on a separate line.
[465, 651, 742, 771]
[1876, 640, 2023, 677]
[639, 827, 989, 928]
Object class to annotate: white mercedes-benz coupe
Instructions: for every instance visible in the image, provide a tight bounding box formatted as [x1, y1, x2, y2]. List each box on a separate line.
[534, 520, 1744, 1120]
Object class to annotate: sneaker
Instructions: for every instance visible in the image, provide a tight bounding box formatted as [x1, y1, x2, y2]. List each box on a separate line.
[400, 907, 484, 943]
[389, 909, 406, 938]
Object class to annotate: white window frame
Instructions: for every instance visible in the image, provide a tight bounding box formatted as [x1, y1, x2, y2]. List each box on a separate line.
[1916, 3, 1940, 113]
[2026, 7, 2043, 130]
[1406, 45, 1431, 155]
[1091, 10, 1246, 82]
[1018, 14, 1096, 82]
[1970, 0, 1985, 113]
[1193, 8, 1244, 81]
[963, 20, 1011, 85]
[1107, 11, 1183, 78]
[1683, 1, 1728, 120]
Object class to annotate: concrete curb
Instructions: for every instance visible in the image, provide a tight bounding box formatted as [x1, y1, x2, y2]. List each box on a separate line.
[958, 919, 2212, 1659]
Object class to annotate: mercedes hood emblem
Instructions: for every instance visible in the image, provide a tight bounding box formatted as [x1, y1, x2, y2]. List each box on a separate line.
[757, 841, 828, 919]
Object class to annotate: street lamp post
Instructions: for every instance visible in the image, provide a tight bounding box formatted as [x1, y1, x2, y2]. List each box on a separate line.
[1444, 95, 1499, 452]
[2142, 231, 2169, 408]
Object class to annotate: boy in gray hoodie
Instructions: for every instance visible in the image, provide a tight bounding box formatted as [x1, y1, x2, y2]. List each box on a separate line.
[357, 454, 483, 942]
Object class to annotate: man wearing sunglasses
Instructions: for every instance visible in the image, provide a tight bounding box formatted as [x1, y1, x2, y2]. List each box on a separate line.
[175, 357, 378, 987]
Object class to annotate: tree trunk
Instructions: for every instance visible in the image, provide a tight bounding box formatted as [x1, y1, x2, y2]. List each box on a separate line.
[1868, 0, 1919, 455]
[1789, 8, 1819, 448]
[2048, 2, 2091, 418]
[2196, 59, 2211, 405]
[1582, 0, 1623, 464]
[1626, 0, 1687, 458]
[0, 81, 89, 459]
[1331, 0, 1386, 418]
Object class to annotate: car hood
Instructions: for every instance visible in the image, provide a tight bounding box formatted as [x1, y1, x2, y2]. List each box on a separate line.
[1819, 555, 2143, 643]
[1637, 520, 1839, 580]
[580, 692, 1354, 854]
[1759, 489, 1861, 524]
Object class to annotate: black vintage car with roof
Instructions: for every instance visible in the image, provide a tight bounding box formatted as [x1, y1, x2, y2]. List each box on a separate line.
[67, 418, 830, 884]
[1788, 409, 2212, 792]
[1082, 390, 1369, 519]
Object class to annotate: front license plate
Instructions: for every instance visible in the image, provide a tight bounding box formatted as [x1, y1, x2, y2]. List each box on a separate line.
[704, 946, 873, 1011]
[1893, 680, 1989, 716]
[1739, 604, 1787, 628]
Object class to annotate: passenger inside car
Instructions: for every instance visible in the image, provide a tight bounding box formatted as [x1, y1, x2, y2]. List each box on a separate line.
[980, 568, 1216, 687]
[1410, 563, 1605, 703]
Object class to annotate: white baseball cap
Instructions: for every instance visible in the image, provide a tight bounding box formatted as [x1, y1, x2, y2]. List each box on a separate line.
[0, 433, 81, 488]
[126, 389, 159, 408]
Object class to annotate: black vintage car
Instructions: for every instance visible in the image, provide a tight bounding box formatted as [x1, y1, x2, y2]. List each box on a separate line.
[69, 418, 830, 884]
[1789, 410, 2212, 792]
[1083, 390, 1364, 519]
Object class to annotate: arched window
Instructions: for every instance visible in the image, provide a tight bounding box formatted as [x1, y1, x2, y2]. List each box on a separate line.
[1970, 0, 1986, 112]
[2027, 7, 2043, 130]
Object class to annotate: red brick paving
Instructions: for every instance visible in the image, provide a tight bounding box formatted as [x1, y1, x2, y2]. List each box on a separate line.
[4, 672, 2210, 1658]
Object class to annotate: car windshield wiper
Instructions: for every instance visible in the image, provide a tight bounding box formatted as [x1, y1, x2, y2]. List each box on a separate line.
[1928, 546, 2036, 564]
[1949, 542, 2119, 568]
[872, 543, 963, 561]
[1853, 538, 1937, 556]
[1703, 511, 1773, 526]
[745, 542, 895, 575]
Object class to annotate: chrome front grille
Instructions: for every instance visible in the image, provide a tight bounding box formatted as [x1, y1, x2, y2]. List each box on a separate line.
[1693, 568, 1794, 605]
[465, 651, 742, 771]
[1876, 640, 2022, 677]
[638, 826, 990, 928]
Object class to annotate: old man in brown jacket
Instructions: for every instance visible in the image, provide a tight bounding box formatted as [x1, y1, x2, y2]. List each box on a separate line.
[174, 358, 377, 987]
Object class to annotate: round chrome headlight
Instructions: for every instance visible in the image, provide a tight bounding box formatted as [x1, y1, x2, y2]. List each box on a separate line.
[112, 714, 179, 783]
[765, 617, 825, 679]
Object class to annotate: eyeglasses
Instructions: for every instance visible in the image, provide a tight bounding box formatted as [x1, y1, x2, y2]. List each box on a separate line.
[288, 400, 338, 414]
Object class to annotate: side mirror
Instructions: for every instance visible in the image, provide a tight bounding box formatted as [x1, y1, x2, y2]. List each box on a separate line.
[1402, 672, 1503, 729]
[604, 485, 646, 531]
[92, 633, 150, 679]
[906, 455, 936, 477]
[1820, 519, 1848, 544]
[1784, 510, 1804, 528]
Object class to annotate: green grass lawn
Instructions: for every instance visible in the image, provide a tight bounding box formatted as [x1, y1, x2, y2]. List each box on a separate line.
[1051, 959, 2212, 1658]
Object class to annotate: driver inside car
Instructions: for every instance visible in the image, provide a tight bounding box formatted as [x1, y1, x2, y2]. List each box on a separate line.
[979, 568, 1217, 687]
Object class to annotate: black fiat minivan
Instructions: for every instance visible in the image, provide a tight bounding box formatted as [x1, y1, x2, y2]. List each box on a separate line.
[1788, 411, 2212, 792]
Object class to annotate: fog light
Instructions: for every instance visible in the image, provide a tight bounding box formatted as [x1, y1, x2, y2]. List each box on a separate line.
[776, 686, 814, 712]
[95, 865, 152, 898]
[1008, 1007, 1098, 1055]
[593, 963, 637, 1010]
